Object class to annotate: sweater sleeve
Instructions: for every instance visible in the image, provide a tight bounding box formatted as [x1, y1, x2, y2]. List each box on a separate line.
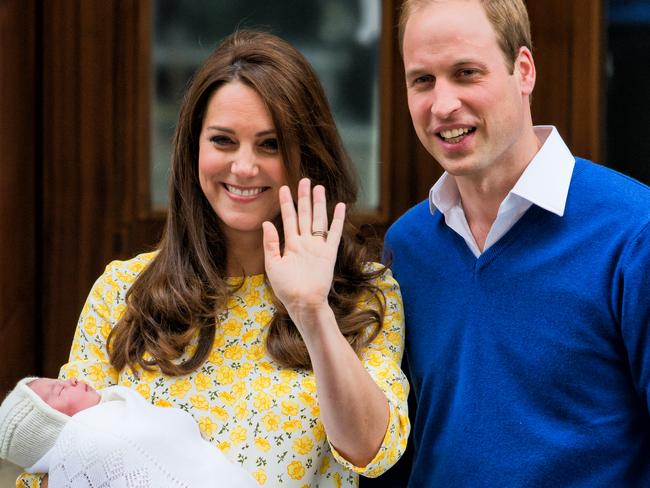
[619, 221, 650, 411]
[16, 255, 153, 487]
[328, 265, 410, 478]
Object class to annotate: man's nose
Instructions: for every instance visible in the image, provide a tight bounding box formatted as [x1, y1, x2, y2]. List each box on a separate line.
[430, 81, 462, 119]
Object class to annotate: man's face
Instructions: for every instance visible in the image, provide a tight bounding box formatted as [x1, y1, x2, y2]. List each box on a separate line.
[403, 0, 535, 182]
[29, 378, 100, 416]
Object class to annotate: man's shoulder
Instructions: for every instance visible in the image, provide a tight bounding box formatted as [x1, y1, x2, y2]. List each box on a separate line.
[574, 158, 650, 198]
[572, 158, 650, 218]
[386, 200, 435, 242]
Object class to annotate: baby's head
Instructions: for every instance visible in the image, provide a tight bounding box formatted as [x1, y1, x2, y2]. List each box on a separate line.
[28, 377, 100, 416]
[0, 377, 100, 468]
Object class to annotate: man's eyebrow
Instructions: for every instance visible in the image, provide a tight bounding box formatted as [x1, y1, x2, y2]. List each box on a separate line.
[452, 60, 488, 70]
[405, 67, 428, 80]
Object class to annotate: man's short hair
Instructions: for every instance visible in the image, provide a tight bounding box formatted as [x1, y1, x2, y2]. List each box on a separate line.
[398, 0, 533, 73]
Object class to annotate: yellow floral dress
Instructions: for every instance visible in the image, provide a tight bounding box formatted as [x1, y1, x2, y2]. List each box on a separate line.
[18, 252, 408, 488]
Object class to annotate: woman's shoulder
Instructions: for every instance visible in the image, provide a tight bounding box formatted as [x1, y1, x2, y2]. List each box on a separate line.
[363, 261, 394, 281]
[104, 251, 158, 273]
[363, 262, 401, 296]
[95, 251, 159, 288]
[363, 261, 387, 273]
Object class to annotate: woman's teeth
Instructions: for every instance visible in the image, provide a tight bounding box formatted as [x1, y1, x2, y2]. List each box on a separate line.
[226, 184, 264, 196]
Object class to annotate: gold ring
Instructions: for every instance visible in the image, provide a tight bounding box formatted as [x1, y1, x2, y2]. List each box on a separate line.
[311, 230, 328, 239]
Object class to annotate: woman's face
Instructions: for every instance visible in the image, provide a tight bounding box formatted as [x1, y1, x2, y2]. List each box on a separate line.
[29, 378, 101, 416]
[198, 81, 288, 243]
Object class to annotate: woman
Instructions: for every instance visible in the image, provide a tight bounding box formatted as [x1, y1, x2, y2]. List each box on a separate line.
[19, 30, 408, 487]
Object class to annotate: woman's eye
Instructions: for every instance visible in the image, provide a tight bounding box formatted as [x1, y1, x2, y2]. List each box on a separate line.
[210, 135, 233, 146]
[260, 138, 279, 152]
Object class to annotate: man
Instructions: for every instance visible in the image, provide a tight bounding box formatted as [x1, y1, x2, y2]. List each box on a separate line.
[382, 0, 650, 486]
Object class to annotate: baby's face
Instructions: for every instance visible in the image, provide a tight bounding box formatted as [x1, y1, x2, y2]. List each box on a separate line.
[29, 378, 101, 416]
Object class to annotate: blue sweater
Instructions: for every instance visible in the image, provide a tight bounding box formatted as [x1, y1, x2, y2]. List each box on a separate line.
[384, 159, 650, 487]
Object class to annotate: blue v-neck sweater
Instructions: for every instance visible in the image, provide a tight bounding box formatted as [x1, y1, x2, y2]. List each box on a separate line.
[385, 159, 650, 487]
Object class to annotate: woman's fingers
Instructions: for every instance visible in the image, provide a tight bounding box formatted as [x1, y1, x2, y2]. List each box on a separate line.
[327, 202, 346, 247]
[297, 178, 312, 236]
[278, 185, 298, 240]
[312, 185, 328, 235]
[262, 221, 281, 264]
[279, 178, 344, 247]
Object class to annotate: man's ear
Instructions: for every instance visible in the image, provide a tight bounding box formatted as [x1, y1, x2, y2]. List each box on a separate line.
[515, 46, 536, 96]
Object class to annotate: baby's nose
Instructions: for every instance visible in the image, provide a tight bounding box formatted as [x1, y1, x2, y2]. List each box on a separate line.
[67, 377, 79, 386]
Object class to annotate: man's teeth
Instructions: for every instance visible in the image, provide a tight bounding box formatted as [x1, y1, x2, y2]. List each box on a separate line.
[439, 127, 472, 140]
[226, 184, 264, 196]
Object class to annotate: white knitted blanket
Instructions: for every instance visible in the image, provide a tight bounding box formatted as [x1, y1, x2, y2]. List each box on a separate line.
[28, 386, 258, 488]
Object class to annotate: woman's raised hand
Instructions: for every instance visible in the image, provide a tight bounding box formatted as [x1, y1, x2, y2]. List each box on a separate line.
[262, 178, 345, 323]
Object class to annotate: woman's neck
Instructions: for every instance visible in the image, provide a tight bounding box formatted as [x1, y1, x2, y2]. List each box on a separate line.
[224, 230, 266, 276]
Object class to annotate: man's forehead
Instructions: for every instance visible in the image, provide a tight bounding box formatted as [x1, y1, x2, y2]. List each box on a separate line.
[406, 0, 483, 22]
[403, 0, 501, 65]
[404, 0, 495, 35]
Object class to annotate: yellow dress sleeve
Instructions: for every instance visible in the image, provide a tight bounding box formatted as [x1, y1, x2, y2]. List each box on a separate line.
[57, 257, 141, 388]
[16, 254, 154, 487]
[328, 265, 410, 478]
[15, 474, 44, 487]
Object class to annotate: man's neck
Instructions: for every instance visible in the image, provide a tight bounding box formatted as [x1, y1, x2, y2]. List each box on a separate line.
[455, 130, 541, 251]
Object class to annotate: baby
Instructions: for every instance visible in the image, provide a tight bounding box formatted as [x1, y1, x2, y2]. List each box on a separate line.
[0, 377, 258, 487]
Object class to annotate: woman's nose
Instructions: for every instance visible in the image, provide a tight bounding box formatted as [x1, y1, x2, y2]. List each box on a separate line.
[230, 149, 259, 177]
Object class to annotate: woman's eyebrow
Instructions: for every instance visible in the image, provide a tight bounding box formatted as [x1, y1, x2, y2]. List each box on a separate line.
[206, 126, 234, 133]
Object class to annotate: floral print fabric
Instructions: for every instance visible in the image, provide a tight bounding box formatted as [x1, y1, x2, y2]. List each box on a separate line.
[18, 252, 408, 487]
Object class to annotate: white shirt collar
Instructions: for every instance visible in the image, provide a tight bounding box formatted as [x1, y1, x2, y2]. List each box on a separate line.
[509, 126, 574, 216]
[429, 126, 575, 256]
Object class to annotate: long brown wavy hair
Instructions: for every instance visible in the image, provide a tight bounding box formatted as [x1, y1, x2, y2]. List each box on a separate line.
[108, 30, 386, 375]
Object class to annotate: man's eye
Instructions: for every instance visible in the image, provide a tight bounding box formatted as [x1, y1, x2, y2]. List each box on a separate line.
[459, 69, 478, 78]
[260, 138, 279, 151]
[210, 135, 233, 146]
[414, 75, 434, 85]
